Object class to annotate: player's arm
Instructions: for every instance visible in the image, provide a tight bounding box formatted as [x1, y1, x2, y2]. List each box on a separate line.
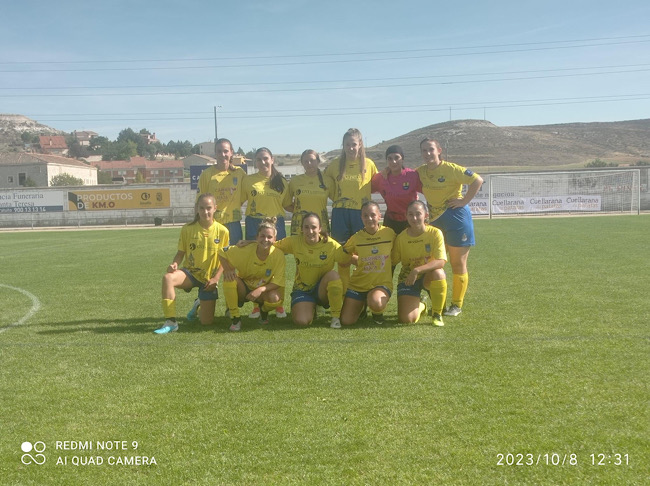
[167, 251, 185, 273]
[246, 282, 280, 301]
[448, 174, 483, 208]
[282, 184, 295, 212]
[218, 253, 237, 281]
[405, 258, 446, 286]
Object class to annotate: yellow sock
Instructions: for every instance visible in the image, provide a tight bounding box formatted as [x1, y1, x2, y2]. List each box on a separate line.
[223, 280, 240, 318]
[262, 300, 283, 312]
[426, 279, 447, 315]
[452, 273, 468, 308]
[338, 265, 350, 294]
[162, 299, 176, 319]
[326, 279, 343, 318]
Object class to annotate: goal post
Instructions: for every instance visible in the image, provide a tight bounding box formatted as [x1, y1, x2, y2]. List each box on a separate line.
[468, 169, 641, 218]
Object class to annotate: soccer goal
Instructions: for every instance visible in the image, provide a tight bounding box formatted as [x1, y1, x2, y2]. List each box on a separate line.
[470, 169, 641, 218]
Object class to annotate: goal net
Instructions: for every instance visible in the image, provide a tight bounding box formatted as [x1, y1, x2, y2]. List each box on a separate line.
[469, 169, 640, 217]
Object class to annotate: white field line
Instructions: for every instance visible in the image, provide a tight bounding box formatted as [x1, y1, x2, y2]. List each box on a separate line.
[0, 284, 41, 334]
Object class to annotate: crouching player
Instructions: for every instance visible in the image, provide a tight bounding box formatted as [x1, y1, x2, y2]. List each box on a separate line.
[155, 193, 229, 334]
[274, 212, 349, 329]
[219, 217, 285, 331]
[392, 200, 447, 326]
[340, 201, 396, 326]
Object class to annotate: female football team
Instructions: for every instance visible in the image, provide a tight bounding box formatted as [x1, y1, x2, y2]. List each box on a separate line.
[154, 129, 483, 333]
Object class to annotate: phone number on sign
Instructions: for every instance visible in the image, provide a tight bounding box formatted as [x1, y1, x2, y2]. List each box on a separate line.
[497, 453, 630, 466]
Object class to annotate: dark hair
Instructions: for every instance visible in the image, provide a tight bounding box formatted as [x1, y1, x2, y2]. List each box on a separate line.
[419, 137, 443, 154]
[361, 200, 380, 213]
[301, 212, 329, 241]
[192, 193, 217, 224]
[301, 149, 327, 190]
[407, 200, 428, 213]
[337, 128, 366, 182]
[256, 147, 286, 193]
[215, 138, 236, 171]
[257, 216, 278, 237]
[385, 145, 405, 160]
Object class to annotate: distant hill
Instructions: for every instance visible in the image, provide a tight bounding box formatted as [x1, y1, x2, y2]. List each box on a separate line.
[0, 114, 64, 151]
[355, 119, 650, 170]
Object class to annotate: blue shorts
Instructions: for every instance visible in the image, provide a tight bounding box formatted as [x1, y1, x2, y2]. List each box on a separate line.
[291, 280, 329, 308]
[345, 286, 392, 301]
[431, 206, 475, 247]
[397, 279, 425, 298]
[331, 208, 363, 244]
[181, 269, 218, 301]
[245, 215, 287, 241]
[225, 221, 243, 245]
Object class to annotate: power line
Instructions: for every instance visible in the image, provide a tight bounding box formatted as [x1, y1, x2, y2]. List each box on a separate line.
[1, 34, 649, 65]
[3, 63, 649, 91]
[2, 67, 649, 98]
[1, 39, 649, 73]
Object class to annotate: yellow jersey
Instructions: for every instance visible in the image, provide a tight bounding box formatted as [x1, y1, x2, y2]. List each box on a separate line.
[178, 220, 230, 283]
[196, 165, 246, 225]
[416, 161, 481, 221]
[343, 225, 395, 292]
[324, 157, 377, 209]
[391, 225, 446, 283]
[242, 172, 289, 219]
[274, 235, 347, 291]
[284, 172, 335, 235]
[219, 243, 285, 290]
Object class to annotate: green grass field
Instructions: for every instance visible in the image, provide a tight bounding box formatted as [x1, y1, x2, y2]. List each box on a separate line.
[1, 216, 648, 485]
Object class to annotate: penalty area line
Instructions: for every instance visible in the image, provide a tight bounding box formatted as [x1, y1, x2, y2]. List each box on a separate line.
[0, 284, 41, 334]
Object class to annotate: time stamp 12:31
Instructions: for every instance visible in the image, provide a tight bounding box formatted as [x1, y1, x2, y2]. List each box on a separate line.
[496, 453, 630, 466]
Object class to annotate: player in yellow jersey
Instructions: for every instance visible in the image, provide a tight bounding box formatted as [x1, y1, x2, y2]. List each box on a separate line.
[155, 194, 229, 334]
[392, 200, 447, 327]
[242, 147, 290, 319]
[340, 201, 396, 326]
[324, 128, 378, 244]
[219, 217, 286, 332]
[196, 138, 246, 244]
[416, 138, 483, 317]
[284, 150, 335, 236]
[274, 212, 350, 329]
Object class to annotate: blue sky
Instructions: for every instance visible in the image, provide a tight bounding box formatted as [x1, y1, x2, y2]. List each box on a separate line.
[1, 0, 649, 154]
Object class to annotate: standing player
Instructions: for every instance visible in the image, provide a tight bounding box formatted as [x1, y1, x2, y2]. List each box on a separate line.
[284, 150, 335, 236]
[219, 217, 286, 332]
[416, 138, 483, 317]
[196, 138, 246, 244]
[371, 145, 422, 235]
[324, 128, 377, 244]
[274, 213, 348, 329]
[340, 201, 396, 326]
[155, 193, 229, 334]
[242, 147, 289, 318]
[392, 200, 447, 326]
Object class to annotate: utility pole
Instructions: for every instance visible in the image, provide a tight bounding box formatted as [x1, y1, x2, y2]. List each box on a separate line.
[214, 105, 222, 142]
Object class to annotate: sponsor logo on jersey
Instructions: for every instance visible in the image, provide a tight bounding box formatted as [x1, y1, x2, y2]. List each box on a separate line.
[189, 243, 197, 251]
[251, 189, 258, 196]
[296, 189, 302, 195]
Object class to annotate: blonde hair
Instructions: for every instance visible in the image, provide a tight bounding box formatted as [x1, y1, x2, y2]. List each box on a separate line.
[257, 216, 278, 237]
[337, 128, 367, 182]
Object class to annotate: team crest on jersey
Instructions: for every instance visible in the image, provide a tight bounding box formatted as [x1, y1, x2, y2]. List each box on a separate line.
[464, 169, 474, 176]
[438, 176, 445, 183]
[402, 182, 410, 190]
[319, 252, 327, 260]
[265, 269, 272, 277]
[371, 246, 379, 254]
[233, 177, 238, 185]
[189, 243, 197, 250]
[425, 243, 431, 253]
[214, 238, 220, 244]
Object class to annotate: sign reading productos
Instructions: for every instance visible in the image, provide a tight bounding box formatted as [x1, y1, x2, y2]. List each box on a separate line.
[67, 189, 170, 211]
